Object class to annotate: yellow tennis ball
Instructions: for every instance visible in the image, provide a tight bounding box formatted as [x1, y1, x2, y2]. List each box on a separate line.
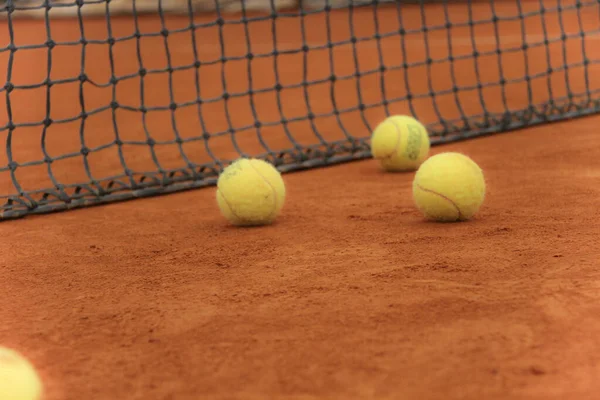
[371, 115, 431, 171]
[412, 152, 486, 222]
[216, 158, 286, 226]
[0, 347, 43, 400]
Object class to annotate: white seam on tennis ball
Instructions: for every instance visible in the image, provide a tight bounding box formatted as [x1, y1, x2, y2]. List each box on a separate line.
[388, 118, 403, 159]
[217, 188, 246, 224]
[248, 160, 278, 220]
[415, 183, 463, 220]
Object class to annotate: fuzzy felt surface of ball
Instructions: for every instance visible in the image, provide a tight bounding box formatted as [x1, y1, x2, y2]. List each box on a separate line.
[371, 115, 431, 171]
[216, 158, 286, 226]
[412, 152, 486, 222]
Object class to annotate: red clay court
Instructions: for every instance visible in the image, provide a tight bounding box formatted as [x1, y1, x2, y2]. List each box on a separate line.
[1, 1, 600, 399]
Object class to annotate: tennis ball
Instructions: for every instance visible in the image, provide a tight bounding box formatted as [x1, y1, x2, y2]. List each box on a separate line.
[412, 152, 486, 222]
[371, 115, 431, 171]
[0, 347, 43, 400]
[216, 158, 286, 226]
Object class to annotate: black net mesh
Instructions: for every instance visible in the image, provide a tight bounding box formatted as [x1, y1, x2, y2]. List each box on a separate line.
[1, 0, 599, 220]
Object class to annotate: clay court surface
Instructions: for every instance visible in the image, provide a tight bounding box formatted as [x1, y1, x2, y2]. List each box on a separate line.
[1, 114, 600, 400]
[2, 2, 600, 400]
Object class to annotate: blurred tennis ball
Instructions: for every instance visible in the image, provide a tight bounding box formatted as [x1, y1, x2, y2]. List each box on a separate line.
[371, 115, 431, 171]
[0, 346, 43, 400]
